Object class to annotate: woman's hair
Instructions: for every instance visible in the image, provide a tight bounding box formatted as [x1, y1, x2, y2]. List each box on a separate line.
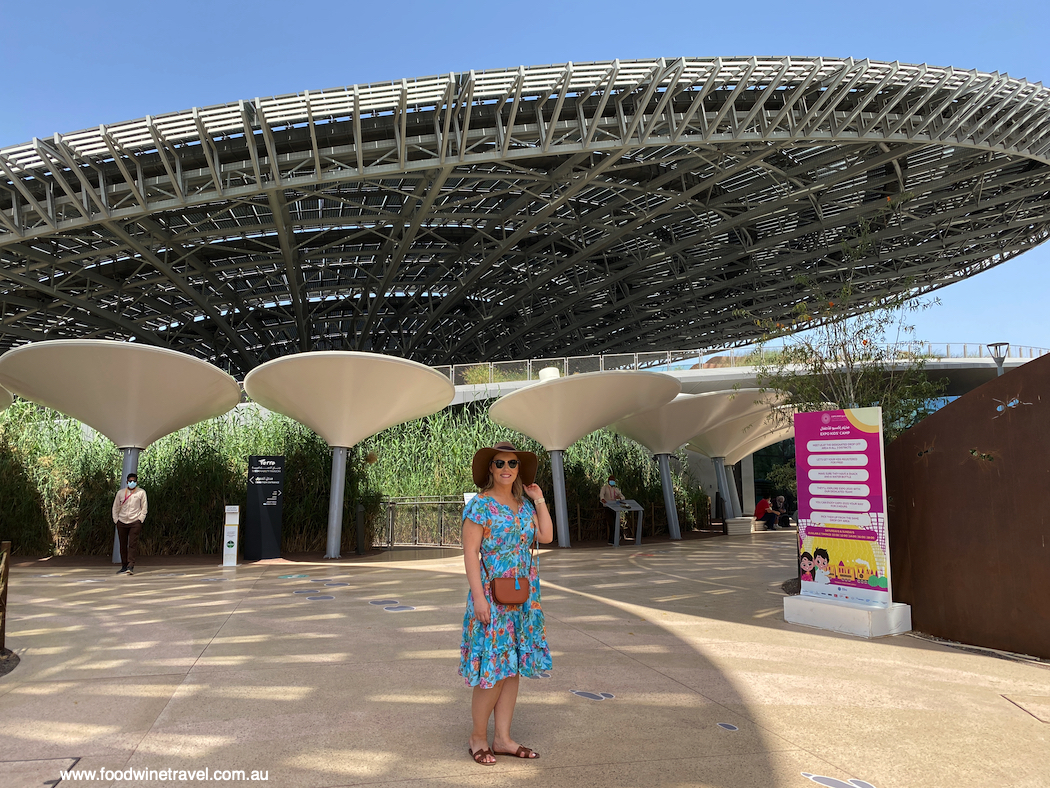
[480, 469, 525, 506]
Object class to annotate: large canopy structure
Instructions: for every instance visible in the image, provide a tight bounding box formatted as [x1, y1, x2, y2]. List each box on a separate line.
[1, 57, 1049, 376]
[244, 351, 454, 557]
[489, 370, 680, 546]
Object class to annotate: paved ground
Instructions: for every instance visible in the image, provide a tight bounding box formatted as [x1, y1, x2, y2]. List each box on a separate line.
[1, 534, 1048, 788]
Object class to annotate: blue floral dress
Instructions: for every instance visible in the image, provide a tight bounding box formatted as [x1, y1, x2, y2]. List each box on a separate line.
[459, 495, 552, 688]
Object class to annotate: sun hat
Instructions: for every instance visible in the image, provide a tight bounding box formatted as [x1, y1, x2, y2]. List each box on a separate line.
[471, 441, 538, 487]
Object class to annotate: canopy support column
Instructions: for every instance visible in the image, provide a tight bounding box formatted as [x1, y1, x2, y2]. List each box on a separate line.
[113, 447, 141, 563]
[326, 446, 348, 559]
[550, 450, 571, 548]
[656, 453, 682, 540]
[726, 463, 743, 521]
[712, 457, 737, 520]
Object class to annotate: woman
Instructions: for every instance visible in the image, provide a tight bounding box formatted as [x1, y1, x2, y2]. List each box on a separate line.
[460, 441, 554, 765]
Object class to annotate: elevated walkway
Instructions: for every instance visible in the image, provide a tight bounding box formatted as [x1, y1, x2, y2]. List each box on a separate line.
[447, 345, 1047, 404]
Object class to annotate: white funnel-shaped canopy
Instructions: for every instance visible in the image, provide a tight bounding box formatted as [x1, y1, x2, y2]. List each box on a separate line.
[687, 408, 794, 465]
[0, 386, 11, 410]
[243, 351, 454, 447]
[489, 370, 680, 450]
[612, 389, 775, 455]
[0, 340, 241, 449]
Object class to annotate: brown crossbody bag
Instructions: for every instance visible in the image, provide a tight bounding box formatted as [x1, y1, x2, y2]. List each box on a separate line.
[482, 531, 537, 607]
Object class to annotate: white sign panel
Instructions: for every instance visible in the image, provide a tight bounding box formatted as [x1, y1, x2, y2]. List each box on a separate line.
[222, 506, 240, 567]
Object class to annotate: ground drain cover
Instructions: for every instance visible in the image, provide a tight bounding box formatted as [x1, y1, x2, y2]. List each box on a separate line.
[307, 595, 335, 601]
[279, 574, 309, 579]
[384, 605, 415, 612]
[717, 723, 738, 731]
[293, 590, 316, 594]
[369, 599, 399, 605]
[325, 582, 349, 587]
[570, 690, 614, 700]
[801, 774, 877, 788]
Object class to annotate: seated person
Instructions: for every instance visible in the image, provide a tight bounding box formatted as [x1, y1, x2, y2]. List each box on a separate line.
[754, 496, 781, 530]
[775, 495, 793, 529]
[599, 475, 627, 543]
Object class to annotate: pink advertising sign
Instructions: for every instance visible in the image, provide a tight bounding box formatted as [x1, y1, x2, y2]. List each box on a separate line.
[794, 407, 891, 607]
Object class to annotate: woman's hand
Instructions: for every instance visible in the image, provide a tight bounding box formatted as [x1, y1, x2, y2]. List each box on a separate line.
[523, 483, 544, 501]
[474, 597, 492, 626]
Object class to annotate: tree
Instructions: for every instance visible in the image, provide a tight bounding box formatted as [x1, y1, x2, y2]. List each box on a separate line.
[739, 199, 947, 443]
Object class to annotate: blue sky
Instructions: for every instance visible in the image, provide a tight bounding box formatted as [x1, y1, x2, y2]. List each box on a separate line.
[3, 0, 1047, 350]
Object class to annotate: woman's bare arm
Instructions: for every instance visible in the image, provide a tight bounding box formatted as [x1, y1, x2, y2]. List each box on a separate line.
[462, 518, 491, 624]
[523, 483, 555, 544]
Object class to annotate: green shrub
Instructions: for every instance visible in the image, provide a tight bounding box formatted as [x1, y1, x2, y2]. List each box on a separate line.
[0, 398, 709, 554]
[0, 403, 377, 555]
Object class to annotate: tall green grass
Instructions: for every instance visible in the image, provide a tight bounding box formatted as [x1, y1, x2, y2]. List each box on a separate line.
[0, 399, 708, 555]
[361, 402, 709, 541]
[0, 402, 379, 556]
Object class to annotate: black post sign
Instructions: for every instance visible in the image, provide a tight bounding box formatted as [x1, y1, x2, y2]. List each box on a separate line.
[244, 455, 284, 560]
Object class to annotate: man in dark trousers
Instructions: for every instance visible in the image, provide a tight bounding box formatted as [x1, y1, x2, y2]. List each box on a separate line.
[112, 473, 148, 575]
[754, 495, 784, 530]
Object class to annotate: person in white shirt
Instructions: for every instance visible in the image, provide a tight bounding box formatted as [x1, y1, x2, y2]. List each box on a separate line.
[599, 475, 626, 544]
[112, 473, 148, 575]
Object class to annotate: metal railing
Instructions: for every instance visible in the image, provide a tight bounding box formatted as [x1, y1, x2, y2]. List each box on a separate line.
[374, 497, 465, 548]
[431, 344, 1049, 385]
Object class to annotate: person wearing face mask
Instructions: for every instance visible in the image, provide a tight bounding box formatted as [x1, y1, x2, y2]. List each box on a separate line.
[112, 473, 148, 575]
[599, 475, 627, 544]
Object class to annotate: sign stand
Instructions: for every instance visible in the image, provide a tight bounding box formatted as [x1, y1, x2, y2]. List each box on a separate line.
[605, 500, 644, 547]
[222, 506, 240, 567]
[244, 455, 285, 560]
[784, 407, 911, 638]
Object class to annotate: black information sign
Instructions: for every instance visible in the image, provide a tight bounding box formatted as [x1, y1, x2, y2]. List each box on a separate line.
[244, 455, 284, 560]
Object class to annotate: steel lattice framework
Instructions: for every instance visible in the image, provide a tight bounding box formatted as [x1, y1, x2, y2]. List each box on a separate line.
[2, 57, 1049, 376]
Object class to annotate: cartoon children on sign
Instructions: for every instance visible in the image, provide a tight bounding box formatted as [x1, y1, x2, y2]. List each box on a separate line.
[813, 547, 831, 585]
[799, 552, 815, 582]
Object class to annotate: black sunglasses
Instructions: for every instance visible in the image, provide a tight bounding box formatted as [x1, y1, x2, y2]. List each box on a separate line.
[491, 459, 519, 469]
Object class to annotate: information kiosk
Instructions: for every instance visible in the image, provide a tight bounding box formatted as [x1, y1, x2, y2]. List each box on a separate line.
[605, 499, 644, 547]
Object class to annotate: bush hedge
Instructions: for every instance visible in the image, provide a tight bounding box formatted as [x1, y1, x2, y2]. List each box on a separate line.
[0, 399, 708, 555]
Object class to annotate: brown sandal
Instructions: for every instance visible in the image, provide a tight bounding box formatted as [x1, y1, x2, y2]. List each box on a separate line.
[494, 745, 540, 759]
[469, 746, 496, 765]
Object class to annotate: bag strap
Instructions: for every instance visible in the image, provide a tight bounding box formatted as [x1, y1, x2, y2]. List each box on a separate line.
[476, 498, 538, 580]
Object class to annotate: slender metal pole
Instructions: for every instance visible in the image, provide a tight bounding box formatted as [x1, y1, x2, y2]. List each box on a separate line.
[726, 464, 743, 522]
[712, 457, 737, 519]
[656, 453, 682, 540]
[326, 446, 348, 559]
[550, 449, 571, 548]
[114, 447, 141, 563]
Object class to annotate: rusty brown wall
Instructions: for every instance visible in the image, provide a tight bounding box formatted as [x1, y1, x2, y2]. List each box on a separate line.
[886, 353, 1050, 659]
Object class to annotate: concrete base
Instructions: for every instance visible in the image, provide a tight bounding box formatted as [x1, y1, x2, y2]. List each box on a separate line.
[784, 594, 912, 638]
[725, 516, 754, 535]
[750, 518, 797, 533]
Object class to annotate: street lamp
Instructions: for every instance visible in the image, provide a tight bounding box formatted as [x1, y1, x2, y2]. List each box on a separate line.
[987, 342, 1010, 377]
